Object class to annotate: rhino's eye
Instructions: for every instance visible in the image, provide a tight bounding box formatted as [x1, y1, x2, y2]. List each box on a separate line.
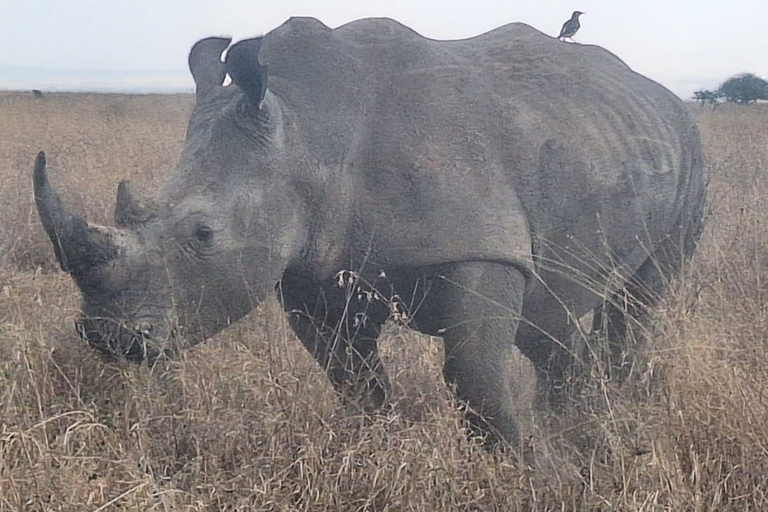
[194, 225, 213, 243]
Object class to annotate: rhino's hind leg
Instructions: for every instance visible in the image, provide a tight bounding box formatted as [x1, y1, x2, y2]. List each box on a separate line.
[593, 226, 699, 382]
[428, 262, 536, 449]
[278, 268, 391, 410]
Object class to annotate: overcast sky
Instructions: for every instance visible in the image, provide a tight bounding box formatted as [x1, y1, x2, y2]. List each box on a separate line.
[1, 0, 766, 97]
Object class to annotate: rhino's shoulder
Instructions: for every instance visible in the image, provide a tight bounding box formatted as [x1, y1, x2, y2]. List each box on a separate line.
[264, 16, 437, 59]
[270, 16, 333, 37]
[261, 17, 447, 91]
[265, 16, 425, 47]
[333, 17, 428, 45]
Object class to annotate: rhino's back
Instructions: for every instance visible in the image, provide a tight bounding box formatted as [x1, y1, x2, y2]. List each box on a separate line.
[261, 17, 687, 146]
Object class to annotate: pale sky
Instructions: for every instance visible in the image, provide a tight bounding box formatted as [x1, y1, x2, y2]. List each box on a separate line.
[1, 0, 767, 97]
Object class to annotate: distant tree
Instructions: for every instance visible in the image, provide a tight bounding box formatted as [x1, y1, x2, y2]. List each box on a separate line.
[692, 89, 722, 107]
[717, 73, 768, 104]
[32, 89, 43, 99]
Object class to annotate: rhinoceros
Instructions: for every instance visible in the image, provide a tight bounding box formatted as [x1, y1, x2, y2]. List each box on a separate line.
[33, 17, 705, 447]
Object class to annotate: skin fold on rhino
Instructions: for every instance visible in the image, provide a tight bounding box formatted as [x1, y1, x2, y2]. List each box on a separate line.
[34, 17, 706, 450]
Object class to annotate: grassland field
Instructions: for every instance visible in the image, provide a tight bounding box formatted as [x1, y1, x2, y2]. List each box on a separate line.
[0, 91, 766, 511]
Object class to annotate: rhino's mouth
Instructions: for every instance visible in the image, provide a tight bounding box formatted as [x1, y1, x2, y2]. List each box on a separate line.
[75, 316, 175, 364]
[33, 151, 178, 364]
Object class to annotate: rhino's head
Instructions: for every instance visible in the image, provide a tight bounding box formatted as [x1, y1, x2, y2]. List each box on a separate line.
[34, 37, 306, 362]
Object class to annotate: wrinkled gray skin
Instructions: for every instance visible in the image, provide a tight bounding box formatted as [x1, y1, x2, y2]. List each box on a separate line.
[34, 17, 706, 449]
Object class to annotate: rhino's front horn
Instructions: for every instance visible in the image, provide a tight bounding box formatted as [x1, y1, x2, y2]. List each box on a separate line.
[33, 152, 122, 277]
[114, 180, 156, 227]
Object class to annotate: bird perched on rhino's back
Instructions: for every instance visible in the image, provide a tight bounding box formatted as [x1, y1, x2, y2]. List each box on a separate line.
[558, 11, 584, 41]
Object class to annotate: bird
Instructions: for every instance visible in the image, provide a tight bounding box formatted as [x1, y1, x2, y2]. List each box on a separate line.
[558, 11, 584, 42]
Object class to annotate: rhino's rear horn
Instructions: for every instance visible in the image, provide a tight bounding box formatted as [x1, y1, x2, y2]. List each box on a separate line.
[115, 180, 156, 227]
[188, 37, 232, 98]
[33, 152, 121, 276]
[225, 37, 268, 107]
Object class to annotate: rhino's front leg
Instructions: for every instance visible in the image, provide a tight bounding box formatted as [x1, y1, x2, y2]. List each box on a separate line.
[435, 262, 536, 449]
[278, 268, 391, 410]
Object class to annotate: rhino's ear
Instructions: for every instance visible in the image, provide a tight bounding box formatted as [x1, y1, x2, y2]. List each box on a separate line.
[188, 37, 232, 97]
[225, 37, 268, 108]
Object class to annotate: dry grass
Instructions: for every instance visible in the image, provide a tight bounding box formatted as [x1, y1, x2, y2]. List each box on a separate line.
[0, 92, 766, 511]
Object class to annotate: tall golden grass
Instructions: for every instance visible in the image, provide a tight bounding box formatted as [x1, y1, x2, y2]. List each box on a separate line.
[0, 92, 766, 510]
